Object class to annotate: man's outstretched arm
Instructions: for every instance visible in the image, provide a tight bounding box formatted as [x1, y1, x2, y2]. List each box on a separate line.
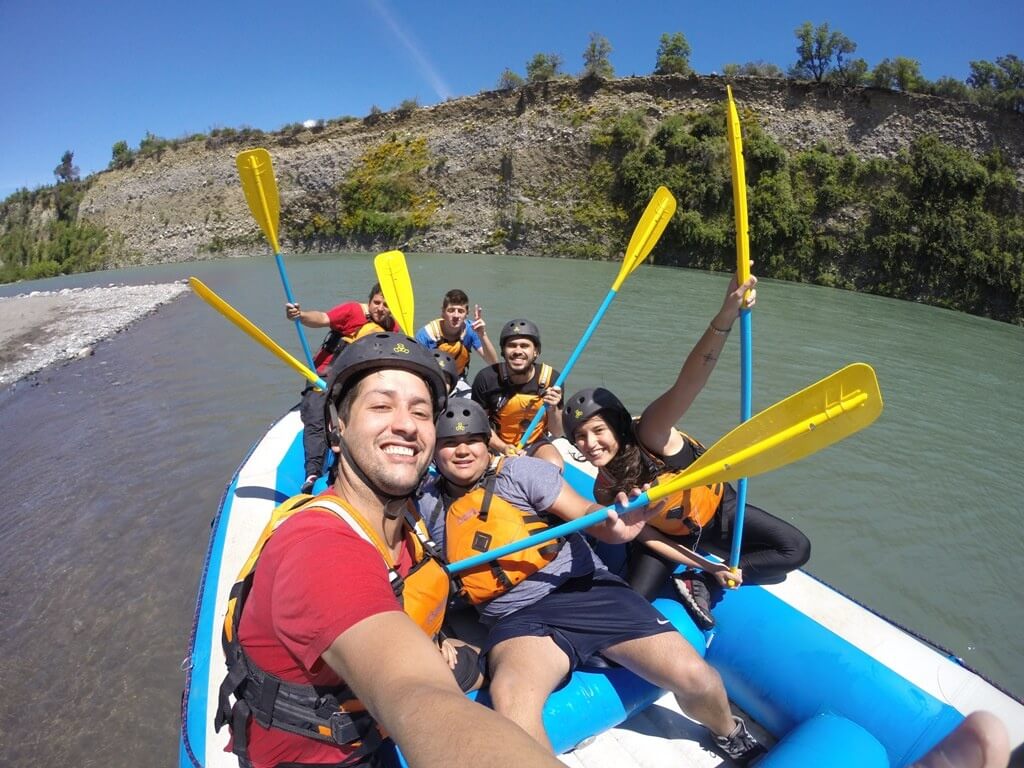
[323, 611, 562, 768]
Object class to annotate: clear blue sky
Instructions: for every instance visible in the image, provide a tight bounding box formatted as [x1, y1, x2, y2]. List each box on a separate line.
[1, 0, 1020, 199]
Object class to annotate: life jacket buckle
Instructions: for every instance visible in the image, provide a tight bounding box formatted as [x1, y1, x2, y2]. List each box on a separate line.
[328, 708, 374, 746]
[329, 710, 351, 744]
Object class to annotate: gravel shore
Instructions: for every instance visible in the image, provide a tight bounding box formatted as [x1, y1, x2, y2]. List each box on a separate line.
[0, 282, 190, 387]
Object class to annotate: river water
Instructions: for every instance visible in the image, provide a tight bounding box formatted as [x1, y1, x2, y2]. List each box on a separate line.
[0, 252, 1021, 766]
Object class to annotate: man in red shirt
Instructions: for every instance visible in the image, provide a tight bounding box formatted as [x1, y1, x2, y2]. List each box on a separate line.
[219, 333, 566, 768]
[285, 284, 399, 492]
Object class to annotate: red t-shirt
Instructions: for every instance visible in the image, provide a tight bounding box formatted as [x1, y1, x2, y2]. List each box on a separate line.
[313, 302, 399, 372]
[232, 504, 414, 767]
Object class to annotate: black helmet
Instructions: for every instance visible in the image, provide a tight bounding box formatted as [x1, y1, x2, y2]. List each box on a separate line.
[499, 318, 541, 352]
[562, 387, 631, 441]
[435, 399, 491, 441]
[324, 333, 448, 436]
[431, 349, 459, 393]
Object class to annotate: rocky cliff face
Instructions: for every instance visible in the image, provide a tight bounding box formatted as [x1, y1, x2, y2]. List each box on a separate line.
[75, 75, 1024, 264]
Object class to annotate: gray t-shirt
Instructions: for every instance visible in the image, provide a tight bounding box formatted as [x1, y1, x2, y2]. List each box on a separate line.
[418, 456, 605, 621]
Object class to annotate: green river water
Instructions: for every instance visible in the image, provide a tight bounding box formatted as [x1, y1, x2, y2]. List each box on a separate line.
[0, 252, 1021, 766]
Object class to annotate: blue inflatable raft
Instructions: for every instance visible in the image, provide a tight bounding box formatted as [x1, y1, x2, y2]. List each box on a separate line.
[179, 408, 1024, 767]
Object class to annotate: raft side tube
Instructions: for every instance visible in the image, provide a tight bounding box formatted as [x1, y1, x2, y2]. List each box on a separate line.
[758, 713, 889, 768]
[709, 580, 963, 766]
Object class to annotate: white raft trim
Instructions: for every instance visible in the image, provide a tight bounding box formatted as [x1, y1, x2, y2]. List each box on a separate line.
[199, 409, 304, 767]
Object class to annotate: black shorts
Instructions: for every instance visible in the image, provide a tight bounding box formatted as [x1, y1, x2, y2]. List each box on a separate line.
[483, 571, 676, 676]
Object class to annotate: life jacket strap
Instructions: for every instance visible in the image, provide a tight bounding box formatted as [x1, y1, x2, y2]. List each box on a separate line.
[319, 329, 345, 357]
[489, 559, 515, 591]
[478, 473, 497, 523]
[216, 645, 384, 761]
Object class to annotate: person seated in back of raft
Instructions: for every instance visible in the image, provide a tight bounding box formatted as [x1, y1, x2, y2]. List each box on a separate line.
[415, 289, 498, 387]
[470, 318, 565, 469]
[285, 283, 399, 493]
[420, 399, 766, 765]
[563, 273, 810, 630]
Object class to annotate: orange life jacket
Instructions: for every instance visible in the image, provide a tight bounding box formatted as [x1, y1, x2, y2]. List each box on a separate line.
[443, 458, 563, 604]
[216, 493, 450, 762]
[350, 317, 385, 343]
[596, 428, 724, 537]
[495, 363, 554, 446]
[423, 319, 472, 376]
[642, 433, 723, 536]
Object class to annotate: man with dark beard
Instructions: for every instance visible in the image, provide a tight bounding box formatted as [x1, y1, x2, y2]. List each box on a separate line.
[471, 318, 564, 469]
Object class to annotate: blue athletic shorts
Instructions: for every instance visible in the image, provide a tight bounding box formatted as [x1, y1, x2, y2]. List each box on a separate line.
[482, 570, 676, 676]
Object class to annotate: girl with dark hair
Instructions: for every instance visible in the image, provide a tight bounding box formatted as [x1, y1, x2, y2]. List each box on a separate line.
[563, 274, 810, 629]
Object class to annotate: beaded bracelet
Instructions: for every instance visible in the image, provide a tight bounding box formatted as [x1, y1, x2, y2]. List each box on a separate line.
[708, 322, 733, 336]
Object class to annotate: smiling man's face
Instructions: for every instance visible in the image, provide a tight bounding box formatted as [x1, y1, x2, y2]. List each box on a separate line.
[337, 368, 435, 496]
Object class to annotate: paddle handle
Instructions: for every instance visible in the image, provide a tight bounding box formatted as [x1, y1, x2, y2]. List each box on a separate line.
[726, 87, 752, 582]
[727, 308, 754, 575]
[274, 253, 317, 372]
[516, 288, 617, 449]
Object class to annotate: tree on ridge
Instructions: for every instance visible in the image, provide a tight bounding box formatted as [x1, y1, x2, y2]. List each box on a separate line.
[790, 21, 856, 82]
[54, 150, 80, 184]
[526, 53, 564, 83]
[968, 54, 1024, 112]
[582, 33, 614, 79]
[497, 68, 524, 91]
[655, 32, 692, 76]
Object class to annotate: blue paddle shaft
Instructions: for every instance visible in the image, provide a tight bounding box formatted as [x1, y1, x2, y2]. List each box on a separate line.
[728, 308, 753, 569]
[518, 289, 617, 447]
[275, 252, 317, 372]
[446, 490, 645, 575]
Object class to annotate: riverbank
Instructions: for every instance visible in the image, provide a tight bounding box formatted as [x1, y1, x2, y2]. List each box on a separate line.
[0, 282, 189, 387]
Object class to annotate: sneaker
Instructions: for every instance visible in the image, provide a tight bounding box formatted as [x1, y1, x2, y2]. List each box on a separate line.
[714, 716, 766, 766]
[300, 474, 318, 494]
[673, 572, 716, 629]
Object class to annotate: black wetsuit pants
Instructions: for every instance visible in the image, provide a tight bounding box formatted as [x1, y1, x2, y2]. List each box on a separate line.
[628, 484, 811, 599]
[300, 385, 329, 478]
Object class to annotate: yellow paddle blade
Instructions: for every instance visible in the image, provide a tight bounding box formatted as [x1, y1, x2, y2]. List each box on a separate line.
[373, 250, 415, 335]
[648, 363, 883, 503]
[613, 185, 677, 291]
[236, 148, 281, 254]
[188, 277, 325, 390]
[726, 86, 752, 296]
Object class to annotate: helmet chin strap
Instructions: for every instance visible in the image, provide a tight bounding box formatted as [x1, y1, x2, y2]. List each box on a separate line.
[336, 436, 411, 516]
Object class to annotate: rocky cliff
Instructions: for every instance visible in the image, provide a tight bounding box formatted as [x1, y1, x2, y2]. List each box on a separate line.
[62, 75, 1024, 264]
